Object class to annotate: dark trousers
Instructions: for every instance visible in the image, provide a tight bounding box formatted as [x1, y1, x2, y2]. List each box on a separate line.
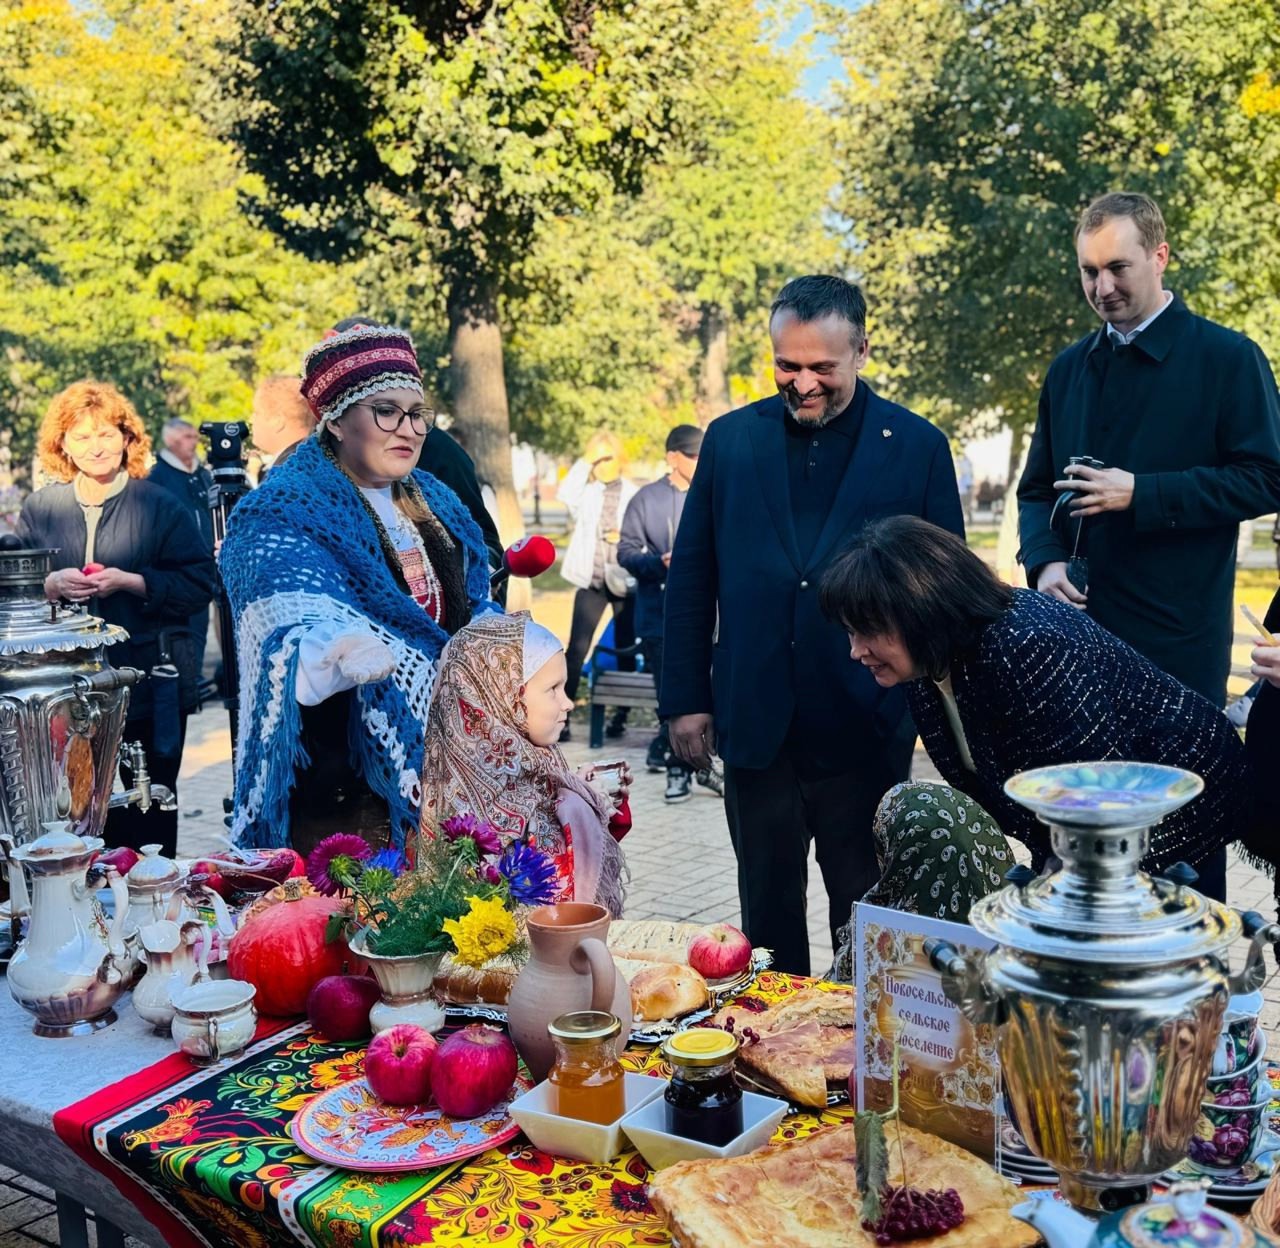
[105, 713, 188, 858]
[564, 586, 636, 702]
[723, 726, 914, 977]
[641, 635, 691, 774]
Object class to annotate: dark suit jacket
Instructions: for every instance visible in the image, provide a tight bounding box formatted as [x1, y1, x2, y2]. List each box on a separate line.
[907, 590, 1247, 873]
[659, 387, 964, 770]
[1017, 295, 1280, 705]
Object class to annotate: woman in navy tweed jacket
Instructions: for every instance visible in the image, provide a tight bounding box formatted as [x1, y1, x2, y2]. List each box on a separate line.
[821, 517, 1246, 900]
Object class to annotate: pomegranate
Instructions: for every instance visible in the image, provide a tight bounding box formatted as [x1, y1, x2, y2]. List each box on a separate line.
[366, 1024, 437, 1106]
[430, 1025, 518, 1119]
[307, 975, 380, 1042]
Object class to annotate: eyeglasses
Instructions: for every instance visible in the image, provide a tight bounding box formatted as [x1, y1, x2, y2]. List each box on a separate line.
[352, 401, 436, 435]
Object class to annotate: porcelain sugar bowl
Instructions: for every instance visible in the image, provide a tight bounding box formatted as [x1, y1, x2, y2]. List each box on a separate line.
[8, 816, 131, 1035]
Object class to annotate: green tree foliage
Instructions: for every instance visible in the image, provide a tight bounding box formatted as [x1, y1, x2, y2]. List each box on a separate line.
[0, 0, 342, 481]
[221, 0, 775, 536]
[829, 0, 1280, 441]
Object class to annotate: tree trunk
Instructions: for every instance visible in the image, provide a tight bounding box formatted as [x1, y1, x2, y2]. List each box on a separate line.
[696, 304, 731, 425]
[447, 270, 529, 608]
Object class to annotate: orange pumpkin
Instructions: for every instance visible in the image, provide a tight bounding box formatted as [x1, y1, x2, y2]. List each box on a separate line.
[227, 888, 355, 1016]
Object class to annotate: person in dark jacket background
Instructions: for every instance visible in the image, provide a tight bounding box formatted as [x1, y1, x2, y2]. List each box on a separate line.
[822, 516, 1246, 901]
[148, 418, 214, 681]
[661, 275, 964, 975]
[1017, 191, 1280, 707]
[18, 382, 216, 855]
[619, 424, 718, 803]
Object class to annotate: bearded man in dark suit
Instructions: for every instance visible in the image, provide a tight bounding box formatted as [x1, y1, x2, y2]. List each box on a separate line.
[661, 275, 965, 975]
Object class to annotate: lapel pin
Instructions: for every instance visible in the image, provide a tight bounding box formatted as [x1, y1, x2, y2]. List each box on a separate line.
[882, 428, 892, 438]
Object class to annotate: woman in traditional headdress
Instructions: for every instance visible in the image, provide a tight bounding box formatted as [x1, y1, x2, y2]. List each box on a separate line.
[418, 611, 631, 917]
[220, 324, 497, 854]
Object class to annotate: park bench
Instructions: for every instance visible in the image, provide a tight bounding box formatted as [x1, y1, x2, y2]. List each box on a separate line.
[586, 642, 658, 748]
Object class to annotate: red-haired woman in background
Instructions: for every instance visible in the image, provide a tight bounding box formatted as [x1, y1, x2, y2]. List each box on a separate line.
[18, 381, 215, 855]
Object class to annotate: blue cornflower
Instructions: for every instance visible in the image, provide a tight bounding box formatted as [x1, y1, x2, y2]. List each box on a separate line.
[498, 842, 560, 907]
[367, 848, 406, 876]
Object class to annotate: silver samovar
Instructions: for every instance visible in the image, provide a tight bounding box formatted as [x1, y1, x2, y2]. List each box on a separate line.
[0, 540, 142, 846]
[924, 761, 1280, 1216]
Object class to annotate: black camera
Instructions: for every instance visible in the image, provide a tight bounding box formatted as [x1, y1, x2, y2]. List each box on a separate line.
[199, 421, 248, 472]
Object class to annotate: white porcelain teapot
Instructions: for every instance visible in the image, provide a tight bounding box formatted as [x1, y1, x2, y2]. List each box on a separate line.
[8, 816, 131, 1036]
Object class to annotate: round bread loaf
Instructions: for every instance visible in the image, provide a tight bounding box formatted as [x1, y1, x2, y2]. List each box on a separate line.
[433, 957, 517, 1005]
[629, 964, 709, 1021]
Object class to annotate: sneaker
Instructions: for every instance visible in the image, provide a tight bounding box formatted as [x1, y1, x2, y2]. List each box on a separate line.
[695, 762, 725, 798]
[645, 735, 668, 773]
[665, 766, 692, 803]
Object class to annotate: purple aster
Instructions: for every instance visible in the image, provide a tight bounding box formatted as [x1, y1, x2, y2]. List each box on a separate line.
[306, 833, 372, 896]
[440, 813, 502, 857]
[498, 843, 560, 906]
[477, 861, 503, 886]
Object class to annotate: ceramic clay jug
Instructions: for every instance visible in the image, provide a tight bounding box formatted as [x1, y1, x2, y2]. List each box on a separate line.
[506, 902, 632, 1081]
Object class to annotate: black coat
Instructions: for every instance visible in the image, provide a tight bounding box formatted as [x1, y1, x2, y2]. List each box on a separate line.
[617, 475, 687, 640]
[1243, 588, 1280, 873]
[660, 387, 964, 770]
[148, 457, 214, 552]
[1017, 295, 1280, 706]
[18, 479, 217, 718]
[417, 428, 504, 574]
[907, 590, 1248, 873]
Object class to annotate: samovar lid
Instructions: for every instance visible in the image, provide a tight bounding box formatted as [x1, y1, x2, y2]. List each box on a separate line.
[976, 761, 1242, 964]
[0, 540, 130, 656]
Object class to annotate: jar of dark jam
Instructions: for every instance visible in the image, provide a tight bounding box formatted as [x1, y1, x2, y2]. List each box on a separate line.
[662, 1030, 743, 1145]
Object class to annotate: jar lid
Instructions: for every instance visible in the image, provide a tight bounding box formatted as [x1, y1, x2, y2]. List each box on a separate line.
[547, 1010, 621, 1043]
[664, 1029, 739, 1067]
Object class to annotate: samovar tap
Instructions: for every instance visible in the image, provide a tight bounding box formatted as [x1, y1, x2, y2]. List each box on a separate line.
[923, 936, 1005, 1027]
[108, 741, 177, 814]
[1229, 909, 1280, 996]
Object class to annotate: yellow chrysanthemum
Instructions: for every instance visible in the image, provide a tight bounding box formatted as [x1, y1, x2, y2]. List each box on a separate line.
[442, 895, 518, 968]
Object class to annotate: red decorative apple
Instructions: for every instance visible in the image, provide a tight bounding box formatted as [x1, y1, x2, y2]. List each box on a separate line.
[366, 1024, 437, 1106]
[94, 846, 141, 876]
[430, 1024, 518, 1119]
[307, 974, 380, 1041]
[687, 923, 753, 980]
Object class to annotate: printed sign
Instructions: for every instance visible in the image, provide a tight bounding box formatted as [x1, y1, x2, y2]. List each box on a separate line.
[855, 903, 999, 1159]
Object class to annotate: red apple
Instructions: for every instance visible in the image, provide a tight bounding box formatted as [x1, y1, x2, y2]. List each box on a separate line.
[82, 562, 105, 575]
[95, 846, 141, 875]
[307, 974, 381, 1041]
[189, 860, 229, 898]
[366, 1024, 437, 1106]
[430, 1025, 518, 1119]
[687, 923, 753, 980]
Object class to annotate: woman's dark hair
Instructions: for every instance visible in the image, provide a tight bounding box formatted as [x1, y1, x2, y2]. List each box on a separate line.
[820, 516, 1014, 680]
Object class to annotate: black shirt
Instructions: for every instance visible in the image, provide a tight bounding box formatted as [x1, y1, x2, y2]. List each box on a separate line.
[783, 381, 867, 561]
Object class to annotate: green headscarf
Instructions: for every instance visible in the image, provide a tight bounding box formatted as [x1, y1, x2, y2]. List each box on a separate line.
[829, 782, 1012, 981]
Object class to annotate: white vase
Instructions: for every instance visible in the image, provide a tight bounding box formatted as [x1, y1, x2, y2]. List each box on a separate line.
[349, 928, 446, 1034]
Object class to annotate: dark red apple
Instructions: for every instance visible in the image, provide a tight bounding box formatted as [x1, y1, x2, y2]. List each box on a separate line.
[366, 1025, 437, 1106]
[430, 1025, 518, 1119]
[94, 846, 141, 875]
[307, 975, 380, 1041]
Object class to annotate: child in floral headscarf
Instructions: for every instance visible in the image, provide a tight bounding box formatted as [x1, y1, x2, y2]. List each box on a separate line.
[416, 611, 630, 916]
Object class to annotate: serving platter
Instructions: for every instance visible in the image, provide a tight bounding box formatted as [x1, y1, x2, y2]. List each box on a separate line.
[291, 1074, 534, 1172]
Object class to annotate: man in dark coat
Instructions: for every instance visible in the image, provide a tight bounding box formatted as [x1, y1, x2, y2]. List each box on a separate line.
[148, 418, 214, 680]
[661, 275, 965, 975]
[618, 423, 705, 801]
[1018, 191, 1280, 708]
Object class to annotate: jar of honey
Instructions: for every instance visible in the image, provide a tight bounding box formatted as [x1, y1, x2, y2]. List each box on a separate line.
[662, 1029, 743, 1145]
[547, 1011, 626, 1124]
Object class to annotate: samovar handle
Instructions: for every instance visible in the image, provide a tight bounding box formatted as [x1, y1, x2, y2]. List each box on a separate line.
[1228, 910, 1280, 995]
[924, 937, 1005, 1026]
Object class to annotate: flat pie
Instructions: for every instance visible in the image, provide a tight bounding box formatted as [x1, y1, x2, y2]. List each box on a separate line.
[649, 1121, 1039, 1248]
[608, 919, 703, 965]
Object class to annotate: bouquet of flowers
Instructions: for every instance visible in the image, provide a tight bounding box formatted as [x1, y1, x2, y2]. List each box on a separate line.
[306, 816, 561, 967]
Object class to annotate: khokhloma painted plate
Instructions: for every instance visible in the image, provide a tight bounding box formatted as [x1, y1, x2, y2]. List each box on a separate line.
[291, 1073, 534, 1172]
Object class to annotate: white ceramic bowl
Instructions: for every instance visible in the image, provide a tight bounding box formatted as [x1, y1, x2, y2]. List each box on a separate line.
[620, 1088, 789, 1170]
[509, 1073, 665, 1165]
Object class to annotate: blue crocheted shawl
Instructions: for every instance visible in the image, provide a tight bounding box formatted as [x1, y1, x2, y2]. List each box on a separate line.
[219, 436, 497, 851]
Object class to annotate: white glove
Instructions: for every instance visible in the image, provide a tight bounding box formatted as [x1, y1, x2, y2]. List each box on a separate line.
[296, 626, 397, 706]
[329, 632, 397, 684]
